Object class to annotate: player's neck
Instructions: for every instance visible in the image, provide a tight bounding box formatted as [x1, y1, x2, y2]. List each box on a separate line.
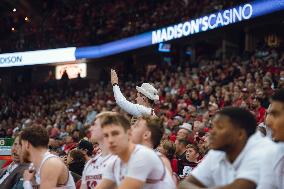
[226, 140, 247, 163]
[120, 143, 136, 163]
[98, 141, 110, 157]
[30, 148, 49, 170]
[142, 141, 154, 149]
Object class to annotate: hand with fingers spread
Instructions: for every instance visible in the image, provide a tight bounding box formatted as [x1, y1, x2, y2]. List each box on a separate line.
[111, 69, 119, 85]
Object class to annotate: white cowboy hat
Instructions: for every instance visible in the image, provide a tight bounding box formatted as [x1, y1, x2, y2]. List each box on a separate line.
[136, 83, 159, 101]
[179, 123, 193, 132]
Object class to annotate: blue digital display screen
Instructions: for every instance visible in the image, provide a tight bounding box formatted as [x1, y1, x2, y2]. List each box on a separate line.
[75, 0, 284, 59]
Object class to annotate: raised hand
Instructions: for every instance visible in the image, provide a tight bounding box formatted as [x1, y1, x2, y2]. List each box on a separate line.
[111, 69, 119, 85]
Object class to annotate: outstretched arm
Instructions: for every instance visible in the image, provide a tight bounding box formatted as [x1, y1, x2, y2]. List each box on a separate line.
[111, 69, 152, 117]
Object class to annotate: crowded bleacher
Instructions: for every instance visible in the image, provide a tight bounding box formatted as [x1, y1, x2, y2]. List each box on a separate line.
[0, 0, 284, 189]
[1, 44, 283, 184]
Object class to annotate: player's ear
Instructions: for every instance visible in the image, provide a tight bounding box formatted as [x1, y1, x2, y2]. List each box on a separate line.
[143, 130, 151, 140]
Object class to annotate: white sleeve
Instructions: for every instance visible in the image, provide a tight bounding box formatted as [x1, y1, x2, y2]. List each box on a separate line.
[102, 158, 116, 182]
[257, 145, 278, 189]
[125, 150, 157, 181]
[190, 150, 215, 187]
[113, 85, 152, 117]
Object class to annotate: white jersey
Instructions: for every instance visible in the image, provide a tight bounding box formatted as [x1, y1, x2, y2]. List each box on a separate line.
[35, 152, 75, 189]
[103, 144, 175, 189]
[113, 85, 155, 117]
[191, 131, 275, 187]
[258, 142, 284, 189]
[81, 153, 116, 189]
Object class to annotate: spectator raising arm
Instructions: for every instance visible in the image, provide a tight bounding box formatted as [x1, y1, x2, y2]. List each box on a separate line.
[111, 69, 157, 117]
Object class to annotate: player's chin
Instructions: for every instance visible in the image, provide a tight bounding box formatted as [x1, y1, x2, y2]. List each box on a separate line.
[109, 146, 118, 154]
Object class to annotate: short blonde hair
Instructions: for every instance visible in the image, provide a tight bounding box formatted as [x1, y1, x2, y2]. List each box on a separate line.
[100, 113, 131, 131]
[96, 111, 118, 120]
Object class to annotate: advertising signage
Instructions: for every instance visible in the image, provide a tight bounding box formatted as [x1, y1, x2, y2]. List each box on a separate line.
[76, 0, 284, 59]
[0, 47, 76, 67]
[0, 138, 13, 156]
[152, 4, 253, 44]
[151, 0, 284, 44]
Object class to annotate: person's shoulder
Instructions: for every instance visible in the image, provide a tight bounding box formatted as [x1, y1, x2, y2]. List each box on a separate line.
[40, 156, 67, 179]
[135, 144, 156, 155]
[131, 145, 160, 163]
[242, 133, 278, 165]
[248, 132, 276, 153]
[205, 150, 226, 159]
[249, 131, 270, 144]
[43, 156, 66, 169]
[155, 151, 164, 157]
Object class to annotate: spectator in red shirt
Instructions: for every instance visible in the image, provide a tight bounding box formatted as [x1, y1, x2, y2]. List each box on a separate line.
[251, 97, 266, 124]
[62, 135, 77, 153]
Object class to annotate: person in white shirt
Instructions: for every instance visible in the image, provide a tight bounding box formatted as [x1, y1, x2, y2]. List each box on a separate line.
[130, 116, 174, 176]
[95, 113, 175, 189]
[178, 107, 274, 189]
[20, 125, 75, 189]
[111, 69, 159, 117]
[258, 89, 284, 189]
[80, 111, 117, 189]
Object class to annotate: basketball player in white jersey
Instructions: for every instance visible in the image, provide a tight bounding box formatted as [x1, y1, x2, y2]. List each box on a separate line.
[111, 69, 159, 117]
[130, 116, 173, 175]
[20, 125, 75, 189]
[95, 113, 175, 189]
[258, 89, 284, 189]
[80, 112, 117, 189]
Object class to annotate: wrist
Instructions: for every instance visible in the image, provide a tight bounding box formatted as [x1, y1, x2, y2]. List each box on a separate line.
[112, 83, 118, 86]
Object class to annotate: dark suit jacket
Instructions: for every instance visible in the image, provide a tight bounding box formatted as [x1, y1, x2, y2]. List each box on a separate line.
[0, 163, 29, 189]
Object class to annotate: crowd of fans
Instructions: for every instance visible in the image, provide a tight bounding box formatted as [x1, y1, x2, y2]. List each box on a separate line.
[0, 0, 283, 188]
[1, 0, 249, 53]
[0, 45, 283, 186]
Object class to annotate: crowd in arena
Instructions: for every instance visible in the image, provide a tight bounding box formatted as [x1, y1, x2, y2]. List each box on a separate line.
[1, 0, 249, 53]
[0, 43, 283, 188]
[1, 0, 284, 188]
